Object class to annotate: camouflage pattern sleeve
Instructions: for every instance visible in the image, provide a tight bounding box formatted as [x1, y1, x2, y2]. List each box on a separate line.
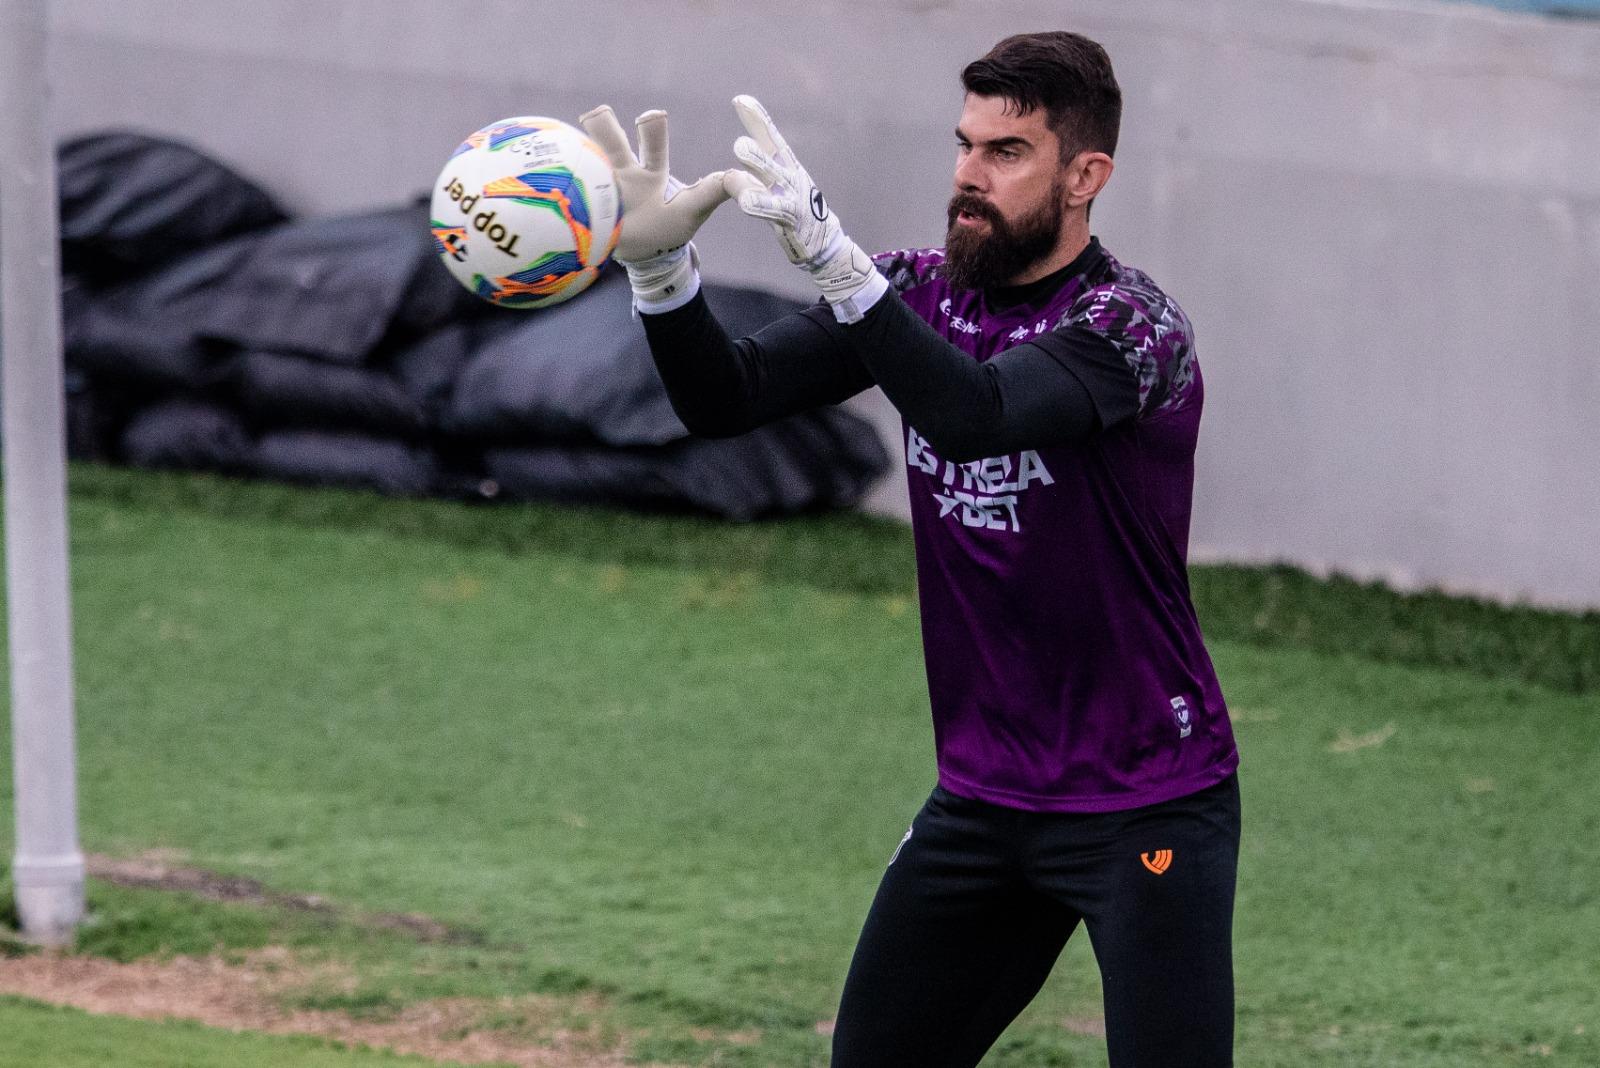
[872, 247, 946, 296]
[1057, 277, 1197, 417]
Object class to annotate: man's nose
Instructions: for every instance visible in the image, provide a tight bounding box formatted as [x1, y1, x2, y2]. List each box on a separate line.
[954, 152, 985, 193]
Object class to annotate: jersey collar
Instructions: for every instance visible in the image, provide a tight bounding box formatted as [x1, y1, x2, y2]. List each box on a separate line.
[983, 236, 1106, 314]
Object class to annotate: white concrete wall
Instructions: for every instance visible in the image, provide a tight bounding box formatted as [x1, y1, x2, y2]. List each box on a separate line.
[41, 0, 1600, 609]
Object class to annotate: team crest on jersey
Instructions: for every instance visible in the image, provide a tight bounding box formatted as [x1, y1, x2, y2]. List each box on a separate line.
[1171, 696, 1193, 739]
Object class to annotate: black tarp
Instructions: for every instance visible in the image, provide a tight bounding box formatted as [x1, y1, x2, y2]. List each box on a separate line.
[253, 430, 439, 497]
[120, 399, 253, 473]
[485, 409, 889, 521]
[188, 204, 470, 363]
[58, 131, 286, 281]
[444, 267, 806, 448]
[64, 236, 261, 392]
[231, 350, 427, 438]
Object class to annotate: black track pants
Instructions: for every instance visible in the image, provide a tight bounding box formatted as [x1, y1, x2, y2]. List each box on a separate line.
[832, 774, 1240, 1068]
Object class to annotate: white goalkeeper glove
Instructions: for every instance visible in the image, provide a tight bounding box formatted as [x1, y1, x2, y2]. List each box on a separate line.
[725, 95, 888, 324]
[578, 104, 736, 311]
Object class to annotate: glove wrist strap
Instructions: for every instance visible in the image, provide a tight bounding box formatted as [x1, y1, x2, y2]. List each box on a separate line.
[811, 239, 888, 324]
[625, 244, 701, 313]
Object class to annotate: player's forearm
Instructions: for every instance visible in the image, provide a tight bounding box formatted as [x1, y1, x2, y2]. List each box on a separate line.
[641, 292, 873, 437]
[640, 291, 763, 437]
[840, 290, 1100, 463]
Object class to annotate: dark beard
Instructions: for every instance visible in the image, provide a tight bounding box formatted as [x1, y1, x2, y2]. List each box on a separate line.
[940, 182, 1066, 291]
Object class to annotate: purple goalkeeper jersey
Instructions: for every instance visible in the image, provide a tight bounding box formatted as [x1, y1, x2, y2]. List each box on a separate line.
[875, 239, 1238, 812]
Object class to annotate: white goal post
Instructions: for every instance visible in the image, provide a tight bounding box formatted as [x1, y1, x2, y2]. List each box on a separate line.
[1, 0, 85, 945]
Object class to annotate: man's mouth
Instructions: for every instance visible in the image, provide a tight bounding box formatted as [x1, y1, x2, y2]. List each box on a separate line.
[948, 193, 1000, 229]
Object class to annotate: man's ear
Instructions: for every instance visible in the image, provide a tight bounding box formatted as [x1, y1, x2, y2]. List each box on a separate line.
[1065, 151, 1114, 208]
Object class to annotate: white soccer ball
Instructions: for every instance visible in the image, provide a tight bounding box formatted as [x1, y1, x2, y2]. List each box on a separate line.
[430, 116, 621, 309]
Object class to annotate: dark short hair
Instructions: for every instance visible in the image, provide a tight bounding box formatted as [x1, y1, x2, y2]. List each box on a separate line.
[960, 32, 1122, 163]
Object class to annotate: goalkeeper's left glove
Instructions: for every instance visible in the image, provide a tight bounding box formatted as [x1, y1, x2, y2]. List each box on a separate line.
[725, 95, 888, 324]
[579, 104, 736, 311]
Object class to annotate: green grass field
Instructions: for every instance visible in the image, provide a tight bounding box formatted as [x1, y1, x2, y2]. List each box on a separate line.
[0, 997, 444, 1068]
[2, 466, 1597, 1066]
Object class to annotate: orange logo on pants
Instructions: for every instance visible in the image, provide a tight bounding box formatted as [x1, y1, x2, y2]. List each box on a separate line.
[1140, 849, 1173, 875]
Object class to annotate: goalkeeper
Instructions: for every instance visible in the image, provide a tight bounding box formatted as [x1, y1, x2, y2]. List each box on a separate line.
[583, 30, 1241, 1068]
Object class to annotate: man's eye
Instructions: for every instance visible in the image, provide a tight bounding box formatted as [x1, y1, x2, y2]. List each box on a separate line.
[994, 148, 1019, 161]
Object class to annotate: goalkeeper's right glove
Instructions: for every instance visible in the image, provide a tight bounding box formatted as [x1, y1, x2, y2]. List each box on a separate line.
[579, 105, 737, 312]
[724, 95, 887, 324]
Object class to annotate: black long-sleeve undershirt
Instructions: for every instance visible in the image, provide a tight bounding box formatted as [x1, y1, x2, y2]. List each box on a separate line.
[640, 283, 1139, 464]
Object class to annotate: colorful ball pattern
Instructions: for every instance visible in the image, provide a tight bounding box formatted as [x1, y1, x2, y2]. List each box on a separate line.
[430, 117, 622, 309]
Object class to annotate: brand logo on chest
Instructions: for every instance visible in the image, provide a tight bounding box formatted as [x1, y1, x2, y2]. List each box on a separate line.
[937, 297, 982, 336]
[906, 428, 1055, 534]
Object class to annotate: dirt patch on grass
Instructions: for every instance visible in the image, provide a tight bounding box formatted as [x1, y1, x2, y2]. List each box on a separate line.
[0, 947, 678, 1067]
[87, 853, 489, 946]
[89, 854, 323, 909]
[6, 853, 695, 1064]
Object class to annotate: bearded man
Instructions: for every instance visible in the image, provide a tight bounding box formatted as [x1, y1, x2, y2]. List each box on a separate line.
[582, 29, 1242, 1068]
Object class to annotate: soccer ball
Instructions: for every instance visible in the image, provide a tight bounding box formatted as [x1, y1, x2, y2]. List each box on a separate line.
[430, 116, 622, 309]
